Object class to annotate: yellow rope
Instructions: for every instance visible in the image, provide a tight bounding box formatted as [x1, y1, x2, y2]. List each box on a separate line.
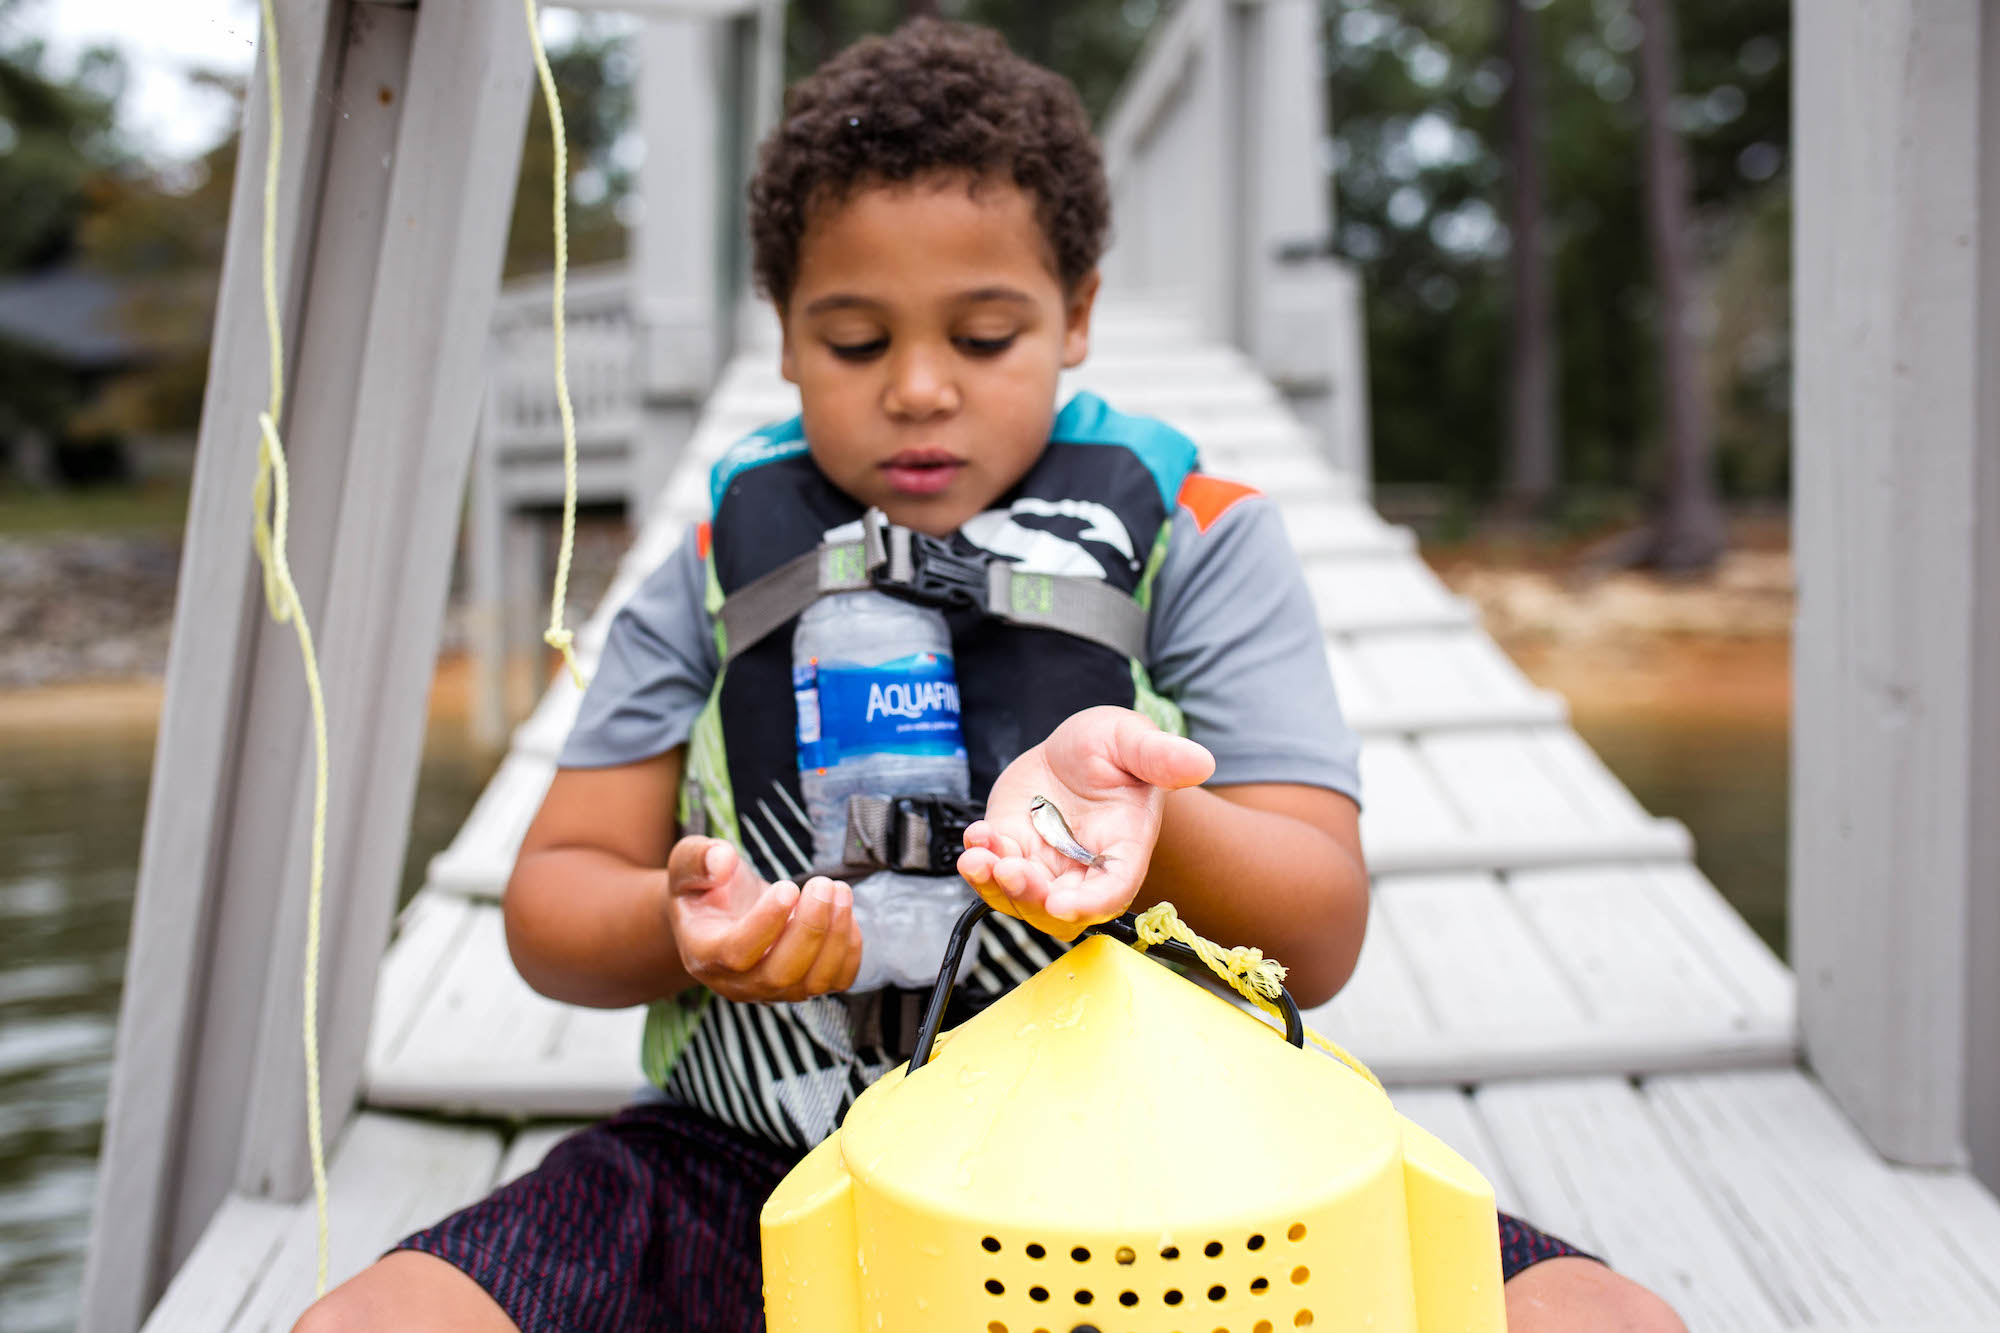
[522, 0, 587, 690]
[250, 0, 332, 1296]
[1131, 903, 1384, 1093]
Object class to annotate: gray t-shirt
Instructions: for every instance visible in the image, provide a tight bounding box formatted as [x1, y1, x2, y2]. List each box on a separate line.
[562, 492, 1361, 801]
[559, 466, 1361, 1148]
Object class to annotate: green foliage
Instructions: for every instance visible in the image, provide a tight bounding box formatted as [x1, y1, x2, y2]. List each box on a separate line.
[1328, 0, 1790, 502]
[0, 5, 128, 271]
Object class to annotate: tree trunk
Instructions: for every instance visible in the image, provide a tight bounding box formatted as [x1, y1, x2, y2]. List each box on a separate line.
[1633, 0, 1725, 570]
[1501, 0, 1558, 518]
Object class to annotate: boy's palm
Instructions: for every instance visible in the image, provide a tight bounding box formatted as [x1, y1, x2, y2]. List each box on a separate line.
[667, 837, 861, 1002]
[958, 706, 1214, 938]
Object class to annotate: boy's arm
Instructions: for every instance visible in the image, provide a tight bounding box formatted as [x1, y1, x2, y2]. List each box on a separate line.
[503, 749, 693, 1008]
[503, 746, 864, 1008]
[1142, 781, 1367, 1009]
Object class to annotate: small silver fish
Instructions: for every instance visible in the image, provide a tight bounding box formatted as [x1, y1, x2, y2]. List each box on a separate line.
[1028, 795, 1113, 870]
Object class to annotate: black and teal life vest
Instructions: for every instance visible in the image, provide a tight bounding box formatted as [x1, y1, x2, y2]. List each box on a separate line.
[650, 391, 1202, 1148]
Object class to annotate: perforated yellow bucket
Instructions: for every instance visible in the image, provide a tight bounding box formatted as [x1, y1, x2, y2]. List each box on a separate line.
[761, 924, 1504, 1333]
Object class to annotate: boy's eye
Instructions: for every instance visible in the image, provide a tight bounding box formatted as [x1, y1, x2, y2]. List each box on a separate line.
[828, 337, 888, 361]
[956, 334, 1016, 357]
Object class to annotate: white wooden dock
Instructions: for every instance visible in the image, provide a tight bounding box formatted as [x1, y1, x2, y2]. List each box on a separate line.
[144, 313, 2000, 1333]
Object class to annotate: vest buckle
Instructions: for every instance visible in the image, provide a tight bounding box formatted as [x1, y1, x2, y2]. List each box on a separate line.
[889, 794, 981, 874]
[862, 507, 991, 611]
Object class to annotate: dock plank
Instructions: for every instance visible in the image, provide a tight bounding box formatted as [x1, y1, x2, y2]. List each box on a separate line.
[365, 906, 644, 1117]
[1304, 557, 1473, 634]
[1647, 1070, 2000, 1329]
[1476, 1076, 1790, 1331]
[1297, 864, 1793, 1086]
[424, 752, 553, 899]
[143, 1114, 504, 1333]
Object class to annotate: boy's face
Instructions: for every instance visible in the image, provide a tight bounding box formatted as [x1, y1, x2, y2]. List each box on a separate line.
[779, 175, 1098, 536]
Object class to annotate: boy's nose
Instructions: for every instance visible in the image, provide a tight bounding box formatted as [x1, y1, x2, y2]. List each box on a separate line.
[882, 347, 960, 420]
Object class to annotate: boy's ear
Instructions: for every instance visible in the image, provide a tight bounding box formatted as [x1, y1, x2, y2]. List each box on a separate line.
[1061, 270, 1101, 369]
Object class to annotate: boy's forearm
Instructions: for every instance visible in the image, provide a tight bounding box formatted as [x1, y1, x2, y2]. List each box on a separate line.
[504, 846, 696, 1009]
[1136, 785, 1368, 1008]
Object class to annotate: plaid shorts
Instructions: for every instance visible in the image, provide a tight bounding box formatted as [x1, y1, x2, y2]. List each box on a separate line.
[398, 1100, 1594, 1332]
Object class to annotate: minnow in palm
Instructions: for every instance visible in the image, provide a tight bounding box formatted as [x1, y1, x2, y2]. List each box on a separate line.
[1028, 795, 1114, 870]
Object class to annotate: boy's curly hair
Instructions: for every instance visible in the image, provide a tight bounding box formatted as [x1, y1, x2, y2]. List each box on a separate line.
[748, 18, 1109, 307]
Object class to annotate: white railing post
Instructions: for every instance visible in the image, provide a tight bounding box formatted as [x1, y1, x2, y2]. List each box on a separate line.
[1097, 0, 1369, 489]
[1792, 0, 2000, 1183]
[81, 1, 536, 1327]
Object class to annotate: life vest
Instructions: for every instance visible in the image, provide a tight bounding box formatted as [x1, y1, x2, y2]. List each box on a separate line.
[649, 391, 1202, 1148]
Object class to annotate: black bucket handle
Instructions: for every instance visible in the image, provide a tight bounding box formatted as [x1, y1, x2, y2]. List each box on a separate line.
[907, 900, 1305, 1070]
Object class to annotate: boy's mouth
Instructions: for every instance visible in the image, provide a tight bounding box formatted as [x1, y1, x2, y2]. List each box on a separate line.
[880, 448, 966, 496]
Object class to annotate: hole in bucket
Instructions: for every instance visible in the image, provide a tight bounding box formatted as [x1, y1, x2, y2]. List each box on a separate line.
[1255, 1322, 1274, 1333]
[983, 1237, 1002, 1253]
[1251, 1277, 1269, 1294]
[1115, 1247, 1136, 1266]
[988, 1323, 1006, 1333]
[1071, 1246, 1092, 1263]
[986, 1280, 1006, 1296]
[1027, 1243, 1047, 1260]
[1119, 1292, 1139, 1307]
[1030, 1287, 1049, 1303]
[1209, 1285, 1228, 1302]
[1287, 1224, 1307, 1242]
[1294, 1311, 1314, 1327]
[1247, 1233, 1266, 1251]
[1074, 1289, 1095, 1306]
[1205, 1241, 1224, 1258]
[1161, 1245, 1181, 1260]
[1290, 1267, 1309, 1286]
[1164, 1290, 1184, 1306]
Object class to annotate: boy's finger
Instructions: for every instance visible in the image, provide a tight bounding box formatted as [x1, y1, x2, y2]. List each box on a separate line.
[752, 877, 839, 989]
[956, 846, 999, 885]
[1110, 712, 1215, 791]
[799, 884, 857, 996]
[667, 836, 735, 894]
[838, 910, 864, 991]
[962, 822, 1027, 862]
[711, 879, 797, 972]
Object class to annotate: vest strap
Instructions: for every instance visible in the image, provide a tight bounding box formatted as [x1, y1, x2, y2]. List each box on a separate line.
[718, 508, 1149, 664]
[841, 793, 983, 875]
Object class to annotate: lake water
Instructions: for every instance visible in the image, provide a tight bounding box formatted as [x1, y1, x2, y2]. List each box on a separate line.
[0, 685, 1789, 1330]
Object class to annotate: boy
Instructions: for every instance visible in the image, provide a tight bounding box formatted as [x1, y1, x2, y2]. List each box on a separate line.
[300, 20, 1682, 1333]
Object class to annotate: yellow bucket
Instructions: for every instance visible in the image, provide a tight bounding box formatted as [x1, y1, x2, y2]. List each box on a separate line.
[762, 910, 1504, 1333]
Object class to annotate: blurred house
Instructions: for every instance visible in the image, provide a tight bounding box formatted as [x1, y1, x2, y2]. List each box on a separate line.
[0, 263, 149, 485]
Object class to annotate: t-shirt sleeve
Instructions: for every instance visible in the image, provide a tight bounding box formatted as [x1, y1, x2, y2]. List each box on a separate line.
[1145, 491, 1363, 804]
[558, 523, 719, 768]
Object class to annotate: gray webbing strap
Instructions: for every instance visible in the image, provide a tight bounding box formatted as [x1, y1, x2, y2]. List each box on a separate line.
[719, 541, 869, 664]
[843, 795, 934, 872]
[716, 508, 1148, 663]
[986, 560, 1148, 659]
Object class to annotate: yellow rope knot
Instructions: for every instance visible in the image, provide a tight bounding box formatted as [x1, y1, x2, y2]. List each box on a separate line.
[1130, 901, 1384, 1092]
[544, 625, 585, 689]
[1132, 902, 1288, 1001]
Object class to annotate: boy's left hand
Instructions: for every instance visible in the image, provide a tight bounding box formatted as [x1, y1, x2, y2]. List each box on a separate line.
[957, 705, 1214, 939]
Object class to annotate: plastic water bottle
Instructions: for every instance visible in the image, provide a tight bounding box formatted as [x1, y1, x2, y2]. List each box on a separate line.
[792, 590, 970, 870]
[794, 591, 979, 992]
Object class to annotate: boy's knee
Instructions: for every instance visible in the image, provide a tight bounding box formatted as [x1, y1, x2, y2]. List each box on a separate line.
[289, 1251, 516, 1333]
[291, 1290, 368, 1333]
[1505, 1256, 1689, 1333]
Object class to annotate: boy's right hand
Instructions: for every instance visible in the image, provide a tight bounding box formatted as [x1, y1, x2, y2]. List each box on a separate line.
[664, 836, 863, 1003]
